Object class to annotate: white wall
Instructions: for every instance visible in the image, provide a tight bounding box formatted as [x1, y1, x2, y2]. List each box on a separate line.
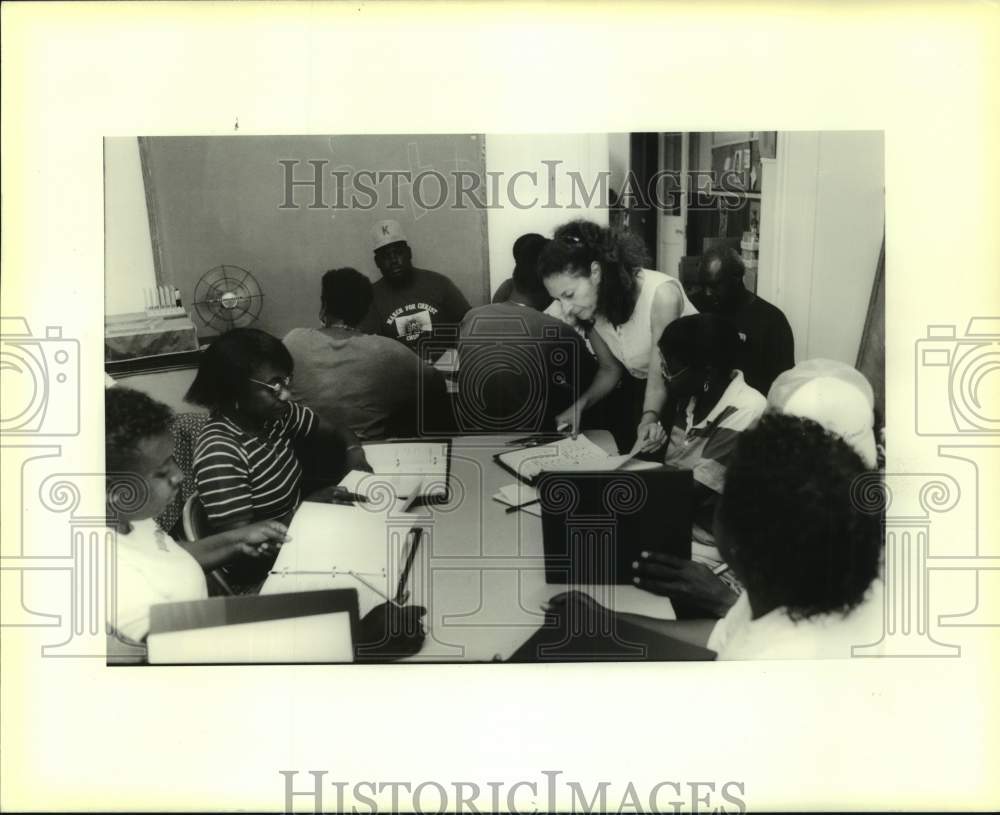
[104, 137, 156, 315]
[760, 131, 885, 364]
[484, 134, 610, 295]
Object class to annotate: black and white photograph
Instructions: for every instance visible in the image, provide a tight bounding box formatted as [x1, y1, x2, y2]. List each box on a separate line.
[101, 131, 887, 666]
[3, 2, 998, 812]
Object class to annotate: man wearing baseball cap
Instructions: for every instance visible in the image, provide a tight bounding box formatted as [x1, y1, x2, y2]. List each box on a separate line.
[358, 219, 472, 356]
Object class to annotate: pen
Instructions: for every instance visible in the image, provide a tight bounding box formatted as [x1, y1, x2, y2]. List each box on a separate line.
[330, 487, 368, 503]
[505, 434, 562, 447]
[351, 571, 402, 606]
[394, 527, 422, 604]
[505, 499, 540, 514]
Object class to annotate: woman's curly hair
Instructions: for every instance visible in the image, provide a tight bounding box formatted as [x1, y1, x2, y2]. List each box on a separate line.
[718, 413, 883, 621]
[536, 219, 651, 327]
[105, 387, 174, 472]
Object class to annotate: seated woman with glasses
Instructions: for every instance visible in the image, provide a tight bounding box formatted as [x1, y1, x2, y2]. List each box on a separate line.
[536, 219, 698, 452]
[637, 313, 766, 616]
[186, 328, 370, 589]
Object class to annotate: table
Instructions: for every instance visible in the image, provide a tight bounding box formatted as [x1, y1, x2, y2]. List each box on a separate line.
[260, 434, 676, 662]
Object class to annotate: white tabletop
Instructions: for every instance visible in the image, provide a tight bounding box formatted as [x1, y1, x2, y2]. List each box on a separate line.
[261, 433, 675, 662]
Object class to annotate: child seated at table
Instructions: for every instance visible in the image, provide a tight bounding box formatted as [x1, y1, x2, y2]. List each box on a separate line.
[105, 387, 427, 659]
[105, 387, 290, 643]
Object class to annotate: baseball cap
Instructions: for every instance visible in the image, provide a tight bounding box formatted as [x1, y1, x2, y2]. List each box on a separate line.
[372, 219, 408, 251]
[767, 358, 878, 468]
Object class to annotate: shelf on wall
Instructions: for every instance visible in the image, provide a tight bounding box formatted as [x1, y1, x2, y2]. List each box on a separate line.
[703, 189, 762, 200]
[711, 137, 760, 149]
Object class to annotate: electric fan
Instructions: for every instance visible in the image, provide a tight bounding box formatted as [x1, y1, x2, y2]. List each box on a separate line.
[191, 265, 264, 333]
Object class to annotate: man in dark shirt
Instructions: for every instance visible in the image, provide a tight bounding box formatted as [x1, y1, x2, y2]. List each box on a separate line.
[687, 247, 795, 395]
[358, 219, 472, 356]
[458, 234, 596, 433]
[489, 232, 553, 309]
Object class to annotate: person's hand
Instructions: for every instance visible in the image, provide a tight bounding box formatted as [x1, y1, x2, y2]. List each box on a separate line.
[306, 484, 365, 504]
[632, 552, 738, 618]
[634, 415, 667, 453]
[355, 602, 427, 662]
[543, 590, 609, 616]
[234, 520, 290, 558]
[347, 446, 374, 474]
[555, 402, 584, 438]
[306, 484, 339, 503]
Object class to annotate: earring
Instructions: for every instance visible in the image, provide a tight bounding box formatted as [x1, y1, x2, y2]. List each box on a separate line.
[234, 399, 240, 411]
[703, 381, 710, 393]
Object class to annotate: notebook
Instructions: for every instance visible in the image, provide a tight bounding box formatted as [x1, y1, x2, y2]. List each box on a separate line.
[360, 439, 451, 503]
[494, 435, 639, 485]
[147, 589, 360, 664]
[539, 468, 693, 584]
[261, 502, 420, 617]
[508, 612, 715, 662]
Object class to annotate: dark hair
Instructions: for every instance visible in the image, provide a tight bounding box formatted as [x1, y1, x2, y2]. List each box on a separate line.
[105, 387, 174, 472]
[719, 413, 882, 620]
[510, 233, 550, 299]
[698, 246, 745, 280]
[657, 313, 740, 373]
[536, 219, 650, 326]
[321, 267, 374, 327]
[185, 328, 293, 412]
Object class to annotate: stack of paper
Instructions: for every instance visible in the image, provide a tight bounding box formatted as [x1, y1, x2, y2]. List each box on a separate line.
[497, 435, 639, 482]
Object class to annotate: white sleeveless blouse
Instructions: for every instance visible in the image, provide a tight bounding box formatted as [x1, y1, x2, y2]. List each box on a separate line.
[593, 269, 698, 379]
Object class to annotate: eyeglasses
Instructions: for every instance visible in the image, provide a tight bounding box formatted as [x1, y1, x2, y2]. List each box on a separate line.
[659, 360, 689, 383]
[248, 375, 292, 396]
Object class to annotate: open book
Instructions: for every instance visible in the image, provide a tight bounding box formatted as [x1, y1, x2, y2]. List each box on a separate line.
[338, 440, 451, 508]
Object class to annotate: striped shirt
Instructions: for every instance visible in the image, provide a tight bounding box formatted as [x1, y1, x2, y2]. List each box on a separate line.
[193, 402, 316, 529]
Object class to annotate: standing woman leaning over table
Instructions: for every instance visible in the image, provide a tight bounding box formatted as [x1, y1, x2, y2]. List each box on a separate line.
[537, 219, 697, 452]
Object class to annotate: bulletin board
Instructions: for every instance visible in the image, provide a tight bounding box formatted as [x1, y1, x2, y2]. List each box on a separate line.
[139, 134, 489, 339]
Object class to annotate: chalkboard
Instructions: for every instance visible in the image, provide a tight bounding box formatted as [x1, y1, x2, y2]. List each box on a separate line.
[140, 135, 489, 338]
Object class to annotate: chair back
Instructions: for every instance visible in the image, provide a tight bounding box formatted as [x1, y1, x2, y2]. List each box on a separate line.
[182, 492, 212, 541]
[182, 493, 235, 596]
[157, 413, 210, 535]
